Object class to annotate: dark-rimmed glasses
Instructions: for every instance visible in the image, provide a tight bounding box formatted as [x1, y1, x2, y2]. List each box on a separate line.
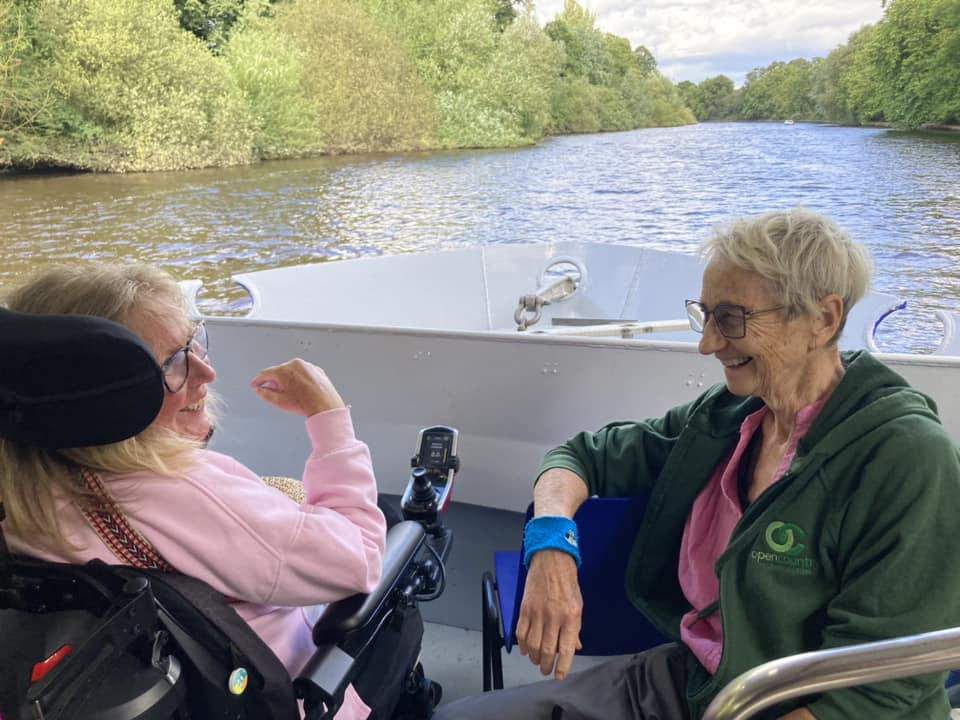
[685, 300, 784, 340]
[160, 320, 209, 393]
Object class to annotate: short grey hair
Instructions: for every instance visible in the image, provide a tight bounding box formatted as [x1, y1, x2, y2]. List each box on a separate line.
[701, 208, 873, 337]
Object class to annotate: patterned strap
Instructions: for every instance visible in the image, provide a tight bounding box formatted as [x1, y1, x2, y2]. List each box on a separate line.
[77, 466, 175, 572]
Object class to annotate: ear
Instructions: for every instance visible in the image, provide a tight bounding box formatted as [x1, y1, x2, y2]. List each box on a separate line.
[811, 294, 844, 348]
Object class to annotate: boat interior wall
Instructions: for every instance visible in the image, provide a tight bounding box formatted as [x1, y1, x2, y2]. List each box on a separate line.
[227, 243, 704, 333]
[180, 242, 951, 354]
[202, 318, 960, 515]
[204, 319, 720, 511]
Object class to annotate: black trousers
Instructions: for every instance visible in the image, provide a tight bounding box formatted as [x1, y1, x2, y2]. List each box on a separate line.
[433, 643, 691, 720]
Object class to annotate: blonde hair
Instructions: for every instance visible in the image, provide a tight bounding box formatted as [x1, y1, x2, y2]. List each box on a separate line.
[0, 263, 211, 554]
[702, 208, 873, 340]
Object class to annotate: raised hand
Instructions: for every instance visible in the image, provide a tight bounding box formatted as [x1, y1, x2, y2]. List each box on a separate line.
[250, 358, 346, 417]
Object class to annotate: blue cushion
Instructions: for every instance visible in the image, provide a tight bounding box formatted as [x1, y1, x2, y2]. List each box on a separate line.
[494, 551, 522, 651]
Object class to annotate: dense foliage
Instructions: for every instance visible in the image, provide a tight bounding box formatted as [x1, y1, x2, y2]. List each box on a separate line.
[0, 0, 693, 172]
[678, 0, 960, 129]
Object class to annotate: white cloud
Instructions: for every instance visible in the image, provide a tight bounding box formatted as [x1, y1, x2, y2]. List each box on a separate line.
[532, 0, 886, 85]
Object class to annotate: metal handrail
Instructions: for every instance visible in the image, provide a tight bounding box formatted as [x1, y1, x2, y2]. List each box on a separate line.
[703, 626, 960, 720]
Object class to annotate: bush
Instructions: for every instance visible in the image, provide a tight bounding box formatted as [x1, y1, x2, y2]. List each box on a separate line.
[275, 0, 435, 154]
[223, 7, 319, 158]
[551, 77, 601, 133]
[360, 0, 562, 148]
[15, 0, 254, 171]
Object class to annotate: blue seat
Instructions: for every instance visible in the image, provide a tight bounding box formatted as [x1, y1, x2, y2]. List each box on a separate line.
[480, 496, 669, 691]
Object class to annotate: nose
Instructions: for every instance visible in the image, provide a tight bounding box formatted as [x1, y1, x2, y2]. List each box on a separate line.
[190, 351, 217, 384]
[698, 317, 725, 355]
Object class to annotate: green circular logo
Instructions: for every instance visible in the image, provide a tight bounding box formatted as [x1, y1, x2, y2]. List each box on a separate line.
[765, 521, 806, 556]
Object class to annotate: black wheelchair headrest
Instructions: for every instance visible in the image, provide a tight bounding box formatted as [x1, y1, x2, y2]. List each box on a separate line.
[0, 308, 164, 449]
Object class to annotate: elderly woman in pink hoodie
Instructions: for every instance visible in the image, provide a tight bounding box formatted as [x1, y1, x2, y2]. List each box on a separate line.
[0, 263, 386, 720]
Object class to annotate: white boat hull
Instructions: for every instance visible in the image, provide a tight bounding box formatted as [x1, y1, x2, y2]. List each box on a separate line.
[193, 243, 960, 511]
[206, 317, 960, 512]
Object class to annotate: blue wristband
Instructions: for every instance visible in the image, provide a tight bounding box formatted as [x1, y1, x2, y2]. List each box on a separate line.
[522, 516, 581, 568]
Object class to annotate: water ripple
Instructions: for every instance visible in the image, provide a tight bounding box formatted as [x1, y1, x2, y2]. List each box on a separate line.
[2, 122, 959, 351]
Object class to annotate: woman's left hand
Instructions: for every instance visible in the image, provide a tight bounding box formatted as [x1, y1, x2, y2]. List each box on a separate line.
[250, 359, 346, 417]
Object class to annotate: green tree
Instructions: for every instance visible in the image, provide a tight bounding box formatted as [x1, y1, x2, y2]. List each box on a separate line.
[697, 74, 735, 120]
[274, 0, 434, 153]
[841, 24, 885, 123]
[772, 58, 815, 119]
[0, 0, 26, 152]
[550, 76, 600, 132]
[222, 4, 318, 158]
[863, 0, 960, 127]
[603, 33, 635, 79]
[493, 0, 525, 30]
[675, 80, 701, 118]
[633, 44, 656, 77]
[645, 74, 695, 126]
[544, 0, 692, 132]
[812, 40, 859, 124]
[739, 64, 778, 119]
[359, 0, 561, 147]
[738, 59, 815, 120]
[10, 0, 253, 171]
[545, 0, 609, 84]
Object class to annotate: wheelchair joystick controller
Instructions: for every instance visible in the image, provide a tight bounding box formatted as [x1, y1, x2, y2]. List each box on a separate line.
[402, 466, 441, 530]
[401, 425, 458, 570]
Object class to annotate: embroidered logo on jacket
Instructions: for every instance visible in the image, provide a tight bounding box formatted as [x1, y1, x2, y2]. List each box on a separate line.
[764, 521, 805, 555]
[751, 521, 818, 576]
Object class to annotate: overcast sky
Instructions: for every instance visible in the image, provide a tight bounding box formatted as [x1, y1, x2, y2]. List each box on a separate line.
[533, 1, 887, 86]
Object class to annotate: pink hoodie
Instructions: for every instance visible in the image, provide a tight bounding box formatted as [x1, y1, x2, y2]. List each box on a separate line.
[7, 407, 386, 720]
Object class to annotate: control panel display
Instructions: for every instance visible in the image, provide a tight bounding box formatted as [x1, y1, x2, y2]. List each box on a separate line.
[422, 432, 451, 468]
[413, 425, 459, 477]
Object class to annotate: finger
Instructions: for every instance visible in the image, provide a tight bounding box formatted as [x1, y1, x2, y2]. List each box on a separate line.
[539, 625, 559, 676]
[554, 629, 580, 681]
[252, 378, 282, 392]
[523, 622, 543, 666]
[515, 614, 530, 656]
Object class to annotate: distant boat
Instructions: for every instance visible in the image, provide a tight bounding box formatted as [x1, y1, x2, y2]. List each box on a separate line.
[784, 119, 796, 125]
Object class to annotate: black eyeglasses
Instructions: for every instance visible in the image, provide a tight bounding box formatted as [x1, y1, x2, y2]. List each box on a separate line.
[160, 320, 209, 393]
[685, 300, 784, 340]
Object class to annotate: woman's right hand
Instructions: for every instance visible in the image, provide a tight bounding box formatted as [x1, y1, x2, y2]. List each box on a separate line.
[515, 548, 584, 681]
[250, 359, 346, 417]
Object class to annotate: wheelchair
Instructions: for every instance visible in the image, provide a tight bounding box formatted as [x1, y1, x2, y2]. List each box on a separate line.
[0, 307, 455, 720]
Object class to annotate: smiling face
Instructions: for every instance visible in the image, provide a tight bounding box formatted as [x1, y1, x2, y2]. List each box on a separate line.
[697, 256, 824, 409]
[130, 308, 216, 442]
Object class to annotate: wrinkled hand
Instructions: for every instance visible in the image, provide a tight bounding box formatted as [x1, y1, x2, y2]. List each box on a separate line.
[250, 359, 346, 417]
[515, 549, 583, 680]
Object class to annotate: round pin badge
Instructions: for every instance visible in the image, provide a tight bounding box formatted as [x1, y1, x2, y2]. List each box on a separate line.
[228, 667, 249, 695]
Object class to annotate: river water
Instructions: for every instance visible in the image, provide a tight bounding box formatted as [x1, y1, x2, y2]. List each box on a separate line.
[2, 122, 959, 352]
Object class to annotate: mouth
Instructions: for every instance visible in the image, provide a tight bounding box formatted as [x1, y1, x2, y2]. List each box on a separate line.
[182, 400, 205, 413]
[721, 357, 752, 369]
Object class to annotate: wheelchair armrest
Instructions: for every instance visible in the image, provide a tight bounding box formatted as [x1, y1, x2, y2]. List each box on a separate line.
[294, 521, 426, 717]
[311, 520, 426, 646]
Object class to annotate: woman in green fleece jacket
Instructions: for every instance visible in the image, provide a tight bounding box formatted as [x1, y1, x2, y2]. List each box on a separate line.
[434, 208, 960, 720]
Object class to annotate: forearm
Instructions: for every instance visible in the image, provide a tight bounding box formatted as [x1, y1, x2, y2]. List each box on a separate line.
[780, 709, 816, 720]
[533, 467, 589, 518]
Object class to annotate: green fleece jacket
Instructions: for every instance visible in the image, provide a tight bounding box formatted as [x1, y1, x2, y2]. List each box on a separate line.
[539, 351, 960, 719]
